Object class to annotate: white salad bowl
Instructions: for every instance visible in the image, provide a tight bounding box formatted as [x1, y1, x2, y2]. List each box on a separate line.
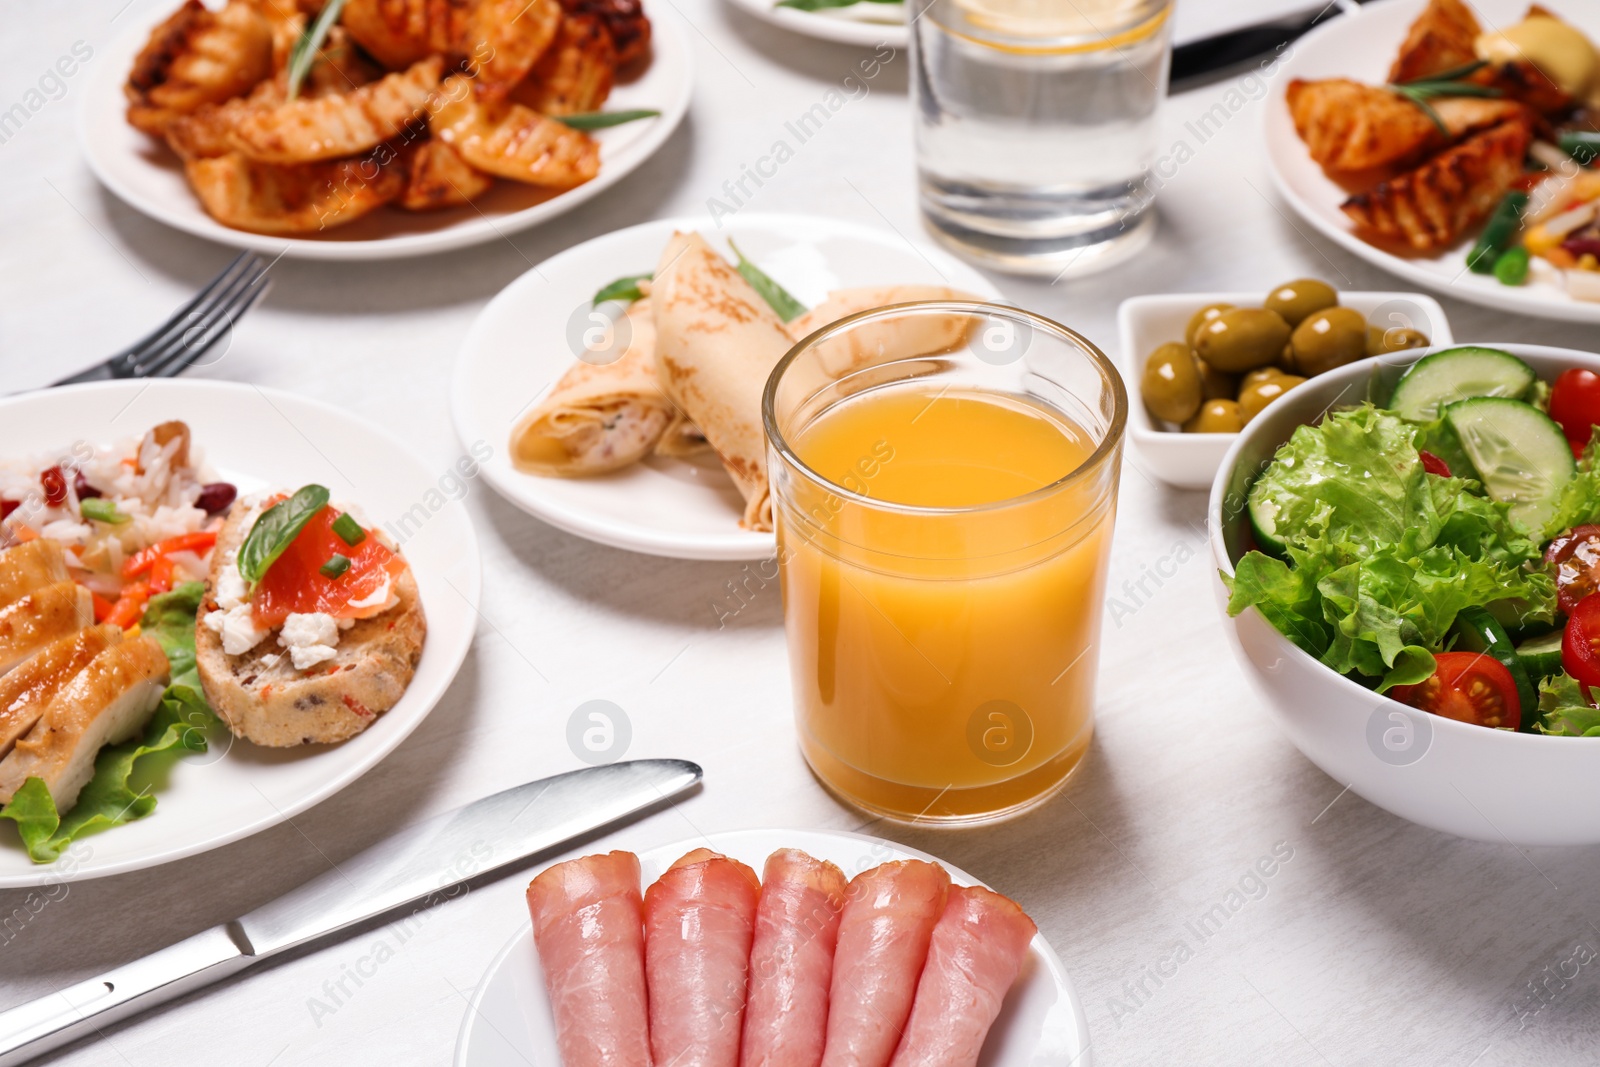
[1119, 291, 1451, 490]
[1209, 344, 1600, 846]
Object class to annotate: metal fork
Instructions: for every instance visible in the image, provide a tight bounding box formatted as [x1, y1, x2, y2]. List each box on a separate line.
[51, 252, 272, 386]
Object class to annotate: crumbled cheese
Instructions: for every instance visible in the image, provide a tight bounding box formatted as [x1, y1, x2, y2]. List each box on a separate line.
[259, 652, 281, 669]
[203, 604, 269, 656]
[345, 578, 398, 613]
[214, 558, 249, 611]
[279, 612, 341, 670]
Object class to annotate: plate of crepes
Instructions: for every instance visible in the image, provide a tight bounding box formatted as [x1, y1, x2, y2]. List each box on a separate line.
[80, 0, 689, 259]
[0, 380, 478, 886]
[455, 828, 1090, 1067]
[1267, 0, 1600, 322]
[451, 214, 1001, 560]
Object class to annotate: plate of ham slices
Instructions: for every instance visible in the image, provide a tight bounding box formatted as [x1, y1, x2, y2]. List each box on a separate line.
[455, 827, 1091, 1067]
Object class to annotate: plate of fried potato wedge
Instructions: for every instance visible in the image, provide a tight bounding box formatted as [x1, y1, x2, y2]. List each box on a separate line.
[1265, 0, 1600, 323]
[79, 0, 690, 260]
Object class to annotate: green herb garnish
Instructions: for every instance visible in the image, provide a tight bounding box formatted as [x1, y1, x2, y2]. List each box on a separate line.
[330, 512, 366, 547]
[556, 109, 662, 130]
[1387, 61, 1501, 135]
[237, 485, 330, 587]
[728, 240, 807, 322]
[320, 553, 351, 579]
[286, 0, 351, 101]
[594, 273, 653, 306]
[80, 498, 128, 524]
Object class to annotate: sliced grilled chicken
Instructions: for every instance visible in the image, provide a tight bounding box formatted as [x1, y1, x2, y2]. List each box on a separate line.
[0, 581, 94, 676]
[0, 540, 70, 612]
[0, 635, 169, 809]
[0, 626, 122, 760]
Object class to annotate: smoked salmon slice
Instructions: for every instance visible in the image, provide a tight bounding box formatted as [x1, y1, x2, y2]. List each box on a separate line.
[886, 885, 1037, 1067]
[644, 848, 762, 1067]
[740, 849, 849, 1067]
[820, 860, 950, 1067]
[525, 852, 651, 1067]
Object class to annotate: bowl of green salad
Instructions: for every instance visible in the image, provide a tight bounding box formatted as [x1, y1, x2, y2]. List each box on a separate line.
[1210, 343, 1600, 845]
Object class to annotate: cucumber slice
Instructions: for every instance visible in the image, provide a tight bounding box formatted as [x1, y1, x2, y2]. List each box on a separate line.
[1444, 398, 1575, 534]
[1247, 493, 1290, 557]
[1389, 347, 1537, 421]
[1452, 606, 1538, 729]
[1515, 630, 1564, 682]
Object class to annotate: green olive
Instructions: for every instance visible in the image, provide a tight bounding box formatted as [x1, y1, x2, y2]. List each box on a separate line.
[1277, 342, 1299, 374]
[1291, 307, 1369, 377]
[1194, 308, 1293, 373]
[1239, 373, 1308, 423]
[1264, 279, 1339, 327]
[1185, 303, 1235, 347]
[1183, 398, 1245, 434]
[1197, 358, 1237, 400]
[1141, 342, 1203, 424]
[1366, 325, 1431, 356]
[1241, 367, 1285, 391]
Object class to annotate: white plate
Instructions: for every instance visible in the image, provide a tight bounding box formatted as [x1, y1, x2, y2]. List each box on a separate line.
[0, 380, 480, 887]
[451, 213, 1002, 560]
[78, 6, 692, 261]
[1264, 0, 1600, 324]
[454, 827, 1092, 1067]
[722, 0, 907, 48]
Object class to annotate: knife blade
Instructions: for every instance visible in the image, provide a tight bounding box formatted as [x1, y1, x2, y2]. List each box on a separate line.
[0, 758, 702, 1066]
[1169, 0, 1374, 91]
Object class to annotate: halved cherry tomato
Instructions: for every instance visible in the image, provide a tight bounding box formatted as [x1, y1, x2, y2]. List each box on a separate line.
[1550, 368, 1600, 446]
[1563, 593, 1600, 690]
[1389, 651, 1521, 730]
[1419, 450, 1452, 477]
[1545, 525, 1600, 615]
[251, 506, 406, 627]
[121, 531, 218, 579]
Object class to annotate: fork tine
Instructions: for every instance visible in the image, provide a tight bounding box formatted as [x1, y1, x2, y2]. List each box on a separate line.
[138, 261, 272, 379]
[114, 252, 264, 371]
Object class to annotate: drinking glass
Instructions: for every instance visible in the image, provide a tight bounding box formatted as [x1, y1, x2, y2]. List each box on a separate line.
[910, 0, 1174, 276]
[763, 302, 1127, 823]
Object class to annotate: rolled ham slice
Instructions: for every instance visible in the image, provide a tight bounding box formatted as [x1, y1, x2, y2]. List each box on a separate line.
[525, 851, 651, 1067]
[644, 848, 762, 1067]
[511, 298, 681, 477]
[886, 885, 1038, 1067]
[784, 286, 980, 380]
[820, 860, 950, 1067]
[652, 232, 794, 532]
[741, 849, 849, 1067]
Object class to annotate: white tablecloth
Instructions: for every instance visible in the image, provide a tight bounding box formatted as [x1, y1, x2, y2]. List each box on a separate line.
[3, 1, 1599, 1064]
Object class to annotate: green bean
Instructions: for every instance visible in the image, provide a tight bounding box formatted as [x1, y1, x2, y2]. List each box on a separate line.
[1468, 191, 1530, 275]
[1494, 246, 1531, 286]
[1559, 132, 1600, 167]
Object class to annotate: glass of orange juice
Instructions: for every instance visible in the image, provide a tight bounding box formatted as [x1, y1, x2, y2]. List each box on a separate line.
[763, 301, 1126, 823]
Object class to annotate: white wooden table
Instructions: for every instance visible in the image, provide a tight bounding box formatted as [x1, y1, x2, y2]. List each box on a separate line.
[4, 1, 1599, 1063]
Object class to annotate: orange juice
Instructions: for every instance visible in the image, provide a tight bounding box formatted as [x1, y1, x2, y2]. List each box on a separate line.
[777, 384, 1116, 821]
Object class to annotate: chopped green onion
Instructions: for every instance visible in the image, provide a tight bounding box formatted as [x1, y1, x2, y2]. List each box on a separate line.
[593, 273, 653, 305]
[1494, 245, 1531, 286]
[728, 240, 807, 322]
[331, 512, 366, 547]
[80, 498, 129, 525]
[556, 110, 662, 130]
[320, 553, 351, 579]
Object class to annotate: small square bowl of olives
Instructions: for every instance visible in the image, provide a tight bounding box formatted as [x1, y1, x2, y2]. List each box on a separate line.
[1117, 284, 1453, 489]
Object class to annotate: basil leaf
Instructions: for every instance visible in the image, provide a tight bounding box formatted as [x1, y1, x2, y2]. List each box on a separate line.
[556, 109, 662, 130]
[594, 273, 653, 305]
[286, 0, 351, 101]
[728, 239, 807, 322]
[237, 485, 330, 587]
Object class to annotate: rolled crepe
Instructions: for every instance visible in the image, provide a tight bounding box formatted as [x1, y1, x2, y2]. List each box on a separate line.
[785, 285, 981, 380]
[511, 298, 679, 477]
[652, 232, 793, 532]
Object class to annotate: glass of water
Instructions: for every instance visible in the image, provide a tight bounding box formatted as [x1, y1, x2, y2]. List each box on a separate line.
[910, 0, 1173, 277]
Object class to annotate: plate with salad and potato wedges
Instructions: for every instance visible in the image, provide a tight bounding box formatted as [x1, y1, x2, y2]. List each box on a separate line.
[0, 380, 479, 886]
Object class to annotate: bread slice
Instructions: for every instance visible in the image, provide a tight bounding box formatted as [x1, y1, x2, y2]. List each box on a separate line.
[195, 504, 427, 748]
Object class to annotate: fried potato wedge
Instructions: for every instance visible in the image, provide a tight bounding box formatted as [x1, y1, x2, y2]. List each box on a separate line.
[398, 139, 495, 210]
[511, 14, 616, 116]
[342, 0, 562, 98]
[1342, 119, 1533, 253]
[1287, 78, 1533, 173]
[184, 148, 406, 233]
[1387, 0, 1480, 84]
[561, 0, 651, 68]
[432, 74, 598, 187]
[126, 0, 274, 136]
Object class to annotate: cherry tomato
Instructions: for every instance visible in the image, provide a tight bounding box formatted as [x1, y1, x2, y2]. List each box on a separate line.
[39, 467, 66, 508]
[1549, 368, 1600, 445]
[1545, 525, 1600, 615]
[1419, 450, 1452, 477]
[1563, 593, 1600, 689]
[1389, 651, 1521, 730]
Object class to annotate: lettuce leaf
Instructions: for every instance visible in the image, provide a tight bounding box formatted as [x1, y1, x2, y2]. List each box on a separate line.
[0, 582, 219, 864]
[1227, 406, 1557, 690]
[1543, 430, 1600, 540]
[1535, 673, 1600, 737]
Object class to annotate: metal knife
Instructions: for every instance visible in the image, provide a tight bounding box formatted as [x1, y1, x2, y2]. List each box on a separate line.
[0, 758, 702, 1066]
[1169, 0, 1376, 91]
